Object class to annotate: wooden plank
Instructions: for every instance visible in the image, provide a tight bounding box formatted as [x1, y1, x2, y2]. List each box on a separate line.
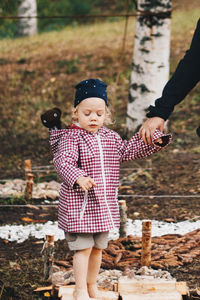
[118, 277, 177, 294]
[34, 285, 53, 292]
[96, 290, 119, 300]
[58, 286, 119, 300]
[58, 285, 75, 297]
[176, 282, 189, 295]
[58, 286, 75, 300]
[121, 291, 182, 300]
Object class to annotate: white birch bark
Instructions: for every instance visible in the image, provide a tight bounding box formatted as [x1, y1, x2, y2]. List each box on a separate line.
[126, 0, 171, 133]
[17, 0, 38, 37]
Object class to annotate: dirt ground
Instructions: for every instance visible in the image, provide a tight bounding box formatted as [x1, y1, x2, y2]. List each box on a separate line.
[1, 150, 200, 299]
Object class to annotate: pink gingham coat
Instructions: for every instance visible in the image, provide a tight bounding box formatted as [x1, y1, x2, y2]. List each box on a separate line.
[50, 126, 171, 233]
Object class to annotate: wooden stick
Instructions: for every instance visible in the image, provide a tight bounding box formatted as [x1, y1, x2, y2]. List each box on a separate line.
[24, 159, 32, 179]
[113, 282, 118, 292]
[119, 200, 127, 237]
[25, 172, 34, 201]
[141, 220, 152, 267]
[43, 235, 55, 281]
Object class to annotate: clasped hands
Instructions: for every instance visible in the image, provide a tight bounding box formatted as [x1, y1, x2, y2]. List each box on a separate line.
[139, 117, 165, 145]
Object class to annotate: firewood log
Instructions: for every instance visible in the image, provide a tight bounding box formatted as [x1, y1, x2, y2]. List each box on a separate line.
[121, 250, 136, 259]
[161, 234, 182, 239]
[185, 229, 200, 237]
[102, 254, 115, 264]
[111, 241, 125, 250]
[54, 261, 72, 268]
[176, 254, 193, 264]
[151, 254, 162, 261]
[162, 258, 181, 267]
[189, 249, 200, 258]
[106, 247, 118, 257]
[133, 250, 141, 258]
[150, 261, 165, 269]
[130, 243, 142, 249]
[117, 259, 139, 268]
[114, 252, 123, 265]
[101, 261, 115, 269]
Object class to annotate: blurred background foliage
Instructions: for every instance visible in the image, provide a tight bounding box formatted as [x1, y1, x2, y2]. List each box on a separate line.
[0, 0, 136, 38]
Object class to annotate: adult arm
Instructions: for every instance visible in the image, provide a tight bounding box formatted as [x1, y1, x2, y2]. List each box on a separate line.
[139, 19, 200, 144]
[147, 18, 200, 120]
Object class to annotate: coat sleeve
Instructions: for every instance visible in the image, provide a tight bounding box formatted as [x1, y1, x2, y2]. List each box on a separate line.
[147, 18, 200, 120]
[53, 135, 87, 187]
[114, 130, 172, 163]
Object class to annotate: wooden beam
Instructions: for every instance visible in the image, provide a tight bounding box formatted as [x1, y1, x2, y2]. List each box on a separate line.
[141, 220, 151, 267]
[120, 292, 182, 299]
[43, 235, 55, 280]
[25, 172, 34, 201]
[24, 159, 32, 179]
[58, 286, 119, 300]
[119, 200, 127, 237]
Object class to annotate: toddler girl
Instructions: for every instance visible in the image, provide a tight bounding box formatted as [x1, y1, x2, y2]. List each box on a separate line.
[49, 78, 171, 300]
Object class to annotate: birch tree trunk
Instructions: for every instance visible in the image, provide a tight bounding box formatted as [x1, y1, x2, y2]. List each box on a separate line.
[126, 0, 171, 133]
[17, 0, 37, 37]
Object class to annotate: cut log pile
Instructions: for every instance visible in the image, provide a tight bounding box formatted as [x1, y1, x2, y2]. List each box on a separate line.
[102, 228, 200, 270]
[55, 228, 200, 271]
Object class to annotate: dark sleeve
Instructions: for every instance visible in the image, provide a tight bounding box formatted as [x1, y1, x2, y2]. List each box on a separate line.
[147, 18, 200, 120]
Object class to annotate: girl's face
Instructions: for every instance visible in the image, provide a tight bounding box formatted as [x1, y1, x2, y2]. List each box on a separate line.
[75, 97, 106, 134]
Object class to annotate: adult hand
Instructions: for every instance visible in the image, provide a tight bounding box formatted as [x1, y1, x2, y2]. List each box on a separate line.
[139, 117, 165, 145]
[76, 176, 97, 192]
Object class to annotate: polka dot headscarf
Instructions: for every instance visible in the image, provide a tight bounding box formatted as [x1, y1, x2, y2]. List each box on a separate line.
[74, 78, 108, 107]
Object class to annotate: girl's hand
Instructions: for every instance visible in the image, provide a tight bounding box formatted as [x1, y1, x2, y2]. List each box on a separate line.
[154, 138, 162, 144]
[76, 176, 97, 192]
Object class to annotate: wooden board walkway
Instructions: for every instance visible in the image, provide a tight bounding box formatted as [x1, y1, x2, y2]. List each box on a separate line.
[58, 285, 118, 299]
[118, 277, 185, 300]
[58, 280, 189, 299]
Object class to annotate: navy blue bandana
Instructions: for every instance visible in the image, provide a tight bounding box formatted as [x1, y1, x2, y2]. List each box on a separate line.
[74, 78, 108, 107]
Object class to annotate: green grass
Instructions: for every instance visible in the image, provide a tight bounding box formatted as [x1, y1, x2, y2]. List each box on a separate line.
[0, 19, 135, 57]
[0, 6, 199, 58]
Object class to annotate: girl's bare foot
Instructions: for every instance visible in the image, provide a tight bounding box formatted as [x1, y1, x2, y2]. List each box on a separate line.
[87, 284, 101, 299]
[73, 288, 90, 300]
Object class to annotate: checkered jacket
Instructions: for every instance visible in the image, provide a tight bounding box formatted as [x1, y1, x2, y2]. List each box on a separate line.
[50, 126, 172, 233]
